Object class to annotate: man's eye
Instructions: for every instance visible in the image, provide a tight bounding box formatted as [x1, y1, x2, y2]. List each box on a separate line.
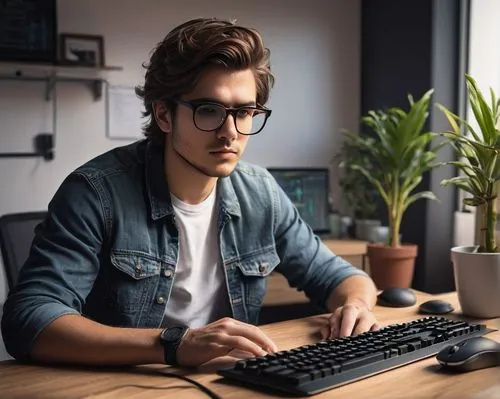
[198, 105, 219, 115]
[237, 108, 254, 117]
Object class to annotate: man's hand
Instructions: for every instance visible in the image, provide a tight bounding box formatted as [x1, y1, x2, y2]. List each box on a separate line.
[320, 302, 380, 340]
[323, 275, 379, 339]
[176, 317, 278, 367]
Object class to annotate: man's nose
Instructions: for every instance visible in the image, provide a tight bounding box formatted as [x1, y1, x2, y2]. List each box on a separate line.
[216, 114, 239, 141]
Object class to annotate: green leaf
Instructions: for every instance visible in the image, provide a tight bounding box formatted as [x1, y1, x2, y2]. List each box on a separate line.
[351, 165, 389, 206]
[436, 104, 482, 142]
[441, 176, 478, 196]
[463, 197, 486, 206]
[403, 191, 438, 212]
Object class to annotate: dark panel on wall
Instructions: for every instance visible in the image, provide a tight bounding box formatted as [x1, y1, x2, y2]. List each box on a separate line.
[361, 0, 466, 293]
[361, 0, 433, 114]
[422, 0, 463, 293]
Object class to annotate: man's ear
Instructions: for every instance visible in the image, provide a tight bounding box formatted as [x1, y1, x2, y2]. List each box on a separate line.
[152, 100, 173, 133]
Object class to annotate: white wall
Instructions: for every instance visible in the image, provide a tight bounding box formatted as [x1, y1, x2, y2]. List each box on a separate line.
[468, 0, 500, 96]
[0, 0, 361, 358]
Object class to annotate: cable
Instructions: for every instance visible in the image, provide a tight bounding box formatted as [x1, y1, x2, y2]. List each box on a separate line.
[160, 371, 222, 399]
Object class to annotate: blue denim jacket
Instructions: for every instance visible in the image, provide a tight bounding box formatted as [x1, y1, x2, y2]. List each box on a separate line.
[1, 140, 367, 359]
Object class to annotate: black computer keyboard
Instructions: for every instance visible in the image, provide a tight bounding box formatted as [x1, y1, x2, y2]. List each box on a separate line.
[218, 316, 492, 396]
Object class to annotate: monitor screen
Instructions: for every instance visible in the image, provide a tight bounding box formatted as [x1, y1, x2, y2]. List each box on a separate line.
[267, 168, 330, 235]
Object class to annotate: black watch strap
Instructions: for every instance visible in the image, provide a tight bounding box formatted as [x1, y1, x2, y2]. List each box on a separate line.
[160, 326, 189, 366]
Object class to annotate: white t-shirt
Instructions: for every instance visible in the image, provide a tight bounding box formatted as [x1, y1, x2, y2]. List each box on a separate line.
[161, 188, 229, 328]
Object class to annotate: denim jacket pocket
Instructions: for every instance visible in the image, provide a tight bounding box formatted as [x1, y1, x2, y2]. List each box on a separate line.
[236, 248, 280, 277]
[236, 248, 280, 308]
[111, 250, 162, 280]
[102, 250, 163, 322]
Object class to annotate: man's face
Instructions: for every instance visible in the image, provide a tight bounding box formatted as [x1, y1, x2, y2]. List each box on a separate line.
[157, 67, 257, 178]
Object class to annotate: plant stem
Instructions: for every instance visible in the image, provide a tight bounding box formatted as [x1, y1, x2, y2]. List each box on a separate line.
[486, 195, 497, 253]
[394, 207, 402, 247]
[389, 172, 402, 247]
[389, 204, 402, 247]
[478, 202, 487, 252]
[389, 209, 395, 247]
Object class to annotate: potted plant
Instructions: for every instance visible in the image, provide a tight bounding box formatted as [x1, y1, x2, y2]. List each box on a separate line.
[343, 90, 440, 289]
[438, 74, 500, 318]
[335, 138, 380, 241]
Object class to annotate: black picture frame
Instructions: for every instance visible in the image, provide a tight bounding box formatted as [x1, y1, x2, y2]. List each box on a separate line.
[59, 33, 105, 67]
[0, 0, 57, 63]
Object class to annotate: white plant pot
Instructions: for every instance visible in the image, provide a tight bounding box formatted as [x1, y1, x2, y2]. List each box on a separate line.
[451, 246, 500, 318]
[355, 219, 381, 241]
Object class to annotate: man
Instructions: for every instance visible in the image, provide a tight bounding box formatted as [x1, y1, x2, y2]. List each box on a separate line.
[1, 17, 378, 369]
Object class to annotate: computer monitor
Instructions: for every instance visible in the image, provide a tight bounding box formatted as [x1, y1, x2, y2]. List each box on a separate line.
[267, 168, 330, 235]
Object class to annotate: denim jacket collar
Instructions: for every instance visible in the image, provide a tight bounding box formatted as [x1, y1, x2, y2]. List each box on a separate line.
[145, 140, 241, 220]
[145, 141, 173, 221]
[217, 176, 241, 217]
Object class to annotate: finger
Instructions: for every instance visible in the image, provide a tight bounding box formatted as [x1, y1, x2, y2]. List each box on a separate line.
[370, 323, 381, 331]
[215, 334, 268, 357]
[320, 325, 330, 340]
[329, 313, 342, 339]
[244, 325, 278, 352]
[218, 319, 278, 353]
[227, 349, 258, 359]
[352, 315, 377, 336]
[338, 306, 358, 337]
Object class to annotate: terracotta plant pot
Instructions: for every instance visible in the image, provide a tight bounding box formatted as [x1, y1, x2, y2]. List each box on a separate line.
[367, 243, 418, 289]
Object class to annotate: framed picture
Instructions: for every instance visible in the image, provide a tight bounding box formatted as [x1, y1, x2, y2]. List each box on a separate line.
[0, 0, 57, 63]
[59, 33, 105, 67]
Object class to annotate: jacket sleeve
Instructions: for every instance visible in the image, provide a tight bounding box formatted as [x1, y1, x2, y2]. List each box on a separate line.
[1, 172, 106, 359]
[272, 179, 369, 309]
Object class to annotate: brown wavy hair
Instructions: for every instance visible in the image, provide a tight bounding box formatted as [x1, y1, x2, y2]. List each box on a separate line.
[135, 17, 274, 144]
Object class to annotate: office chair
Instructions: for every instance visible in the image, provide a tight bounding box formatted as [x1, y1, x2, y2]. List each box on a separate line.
[0, 211, 47, 290]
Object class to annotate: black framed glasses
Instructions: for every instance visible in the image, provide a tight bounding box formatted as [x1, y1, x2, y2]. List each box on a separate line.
[173, 99, 272, 135]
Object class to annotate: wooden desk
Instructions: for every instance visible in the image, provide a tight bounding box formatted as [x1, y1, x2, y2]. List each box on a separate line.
[322, 239, 367, 270]
[1, 291, 499, 398]
[320, 239, 367, 257]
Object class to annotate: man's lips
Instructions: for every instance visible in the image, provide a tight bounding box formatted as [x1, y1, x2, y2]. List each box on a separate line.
[210, 148, 238, 154]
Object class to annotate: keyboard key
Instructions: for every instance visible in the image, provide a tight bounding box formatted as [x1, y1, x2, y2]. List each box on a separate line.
[262, 365, 288, 375]
[284, 372, 311, 385]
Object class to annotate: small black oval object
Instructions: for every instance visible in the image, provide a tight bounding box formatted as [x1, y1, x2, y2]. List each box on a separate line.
[436, 336, 500, 372]
[377, 288, 417, 308]
[418, 299, 454, 315]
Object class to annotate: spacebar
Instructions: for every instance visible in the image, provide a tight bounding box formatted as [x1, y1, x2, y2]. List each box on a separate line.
[340, 352, 385, 371]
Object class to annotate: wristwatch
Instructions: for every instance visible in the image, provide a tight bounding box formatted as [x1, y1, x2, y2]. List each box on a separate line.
[159, 326, 189, 365]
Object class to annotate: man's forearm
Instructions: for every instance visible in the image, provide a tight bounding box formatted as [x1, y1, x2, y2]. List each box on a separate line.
[326, 275, 377, 312]
[30, 314, 164, 366]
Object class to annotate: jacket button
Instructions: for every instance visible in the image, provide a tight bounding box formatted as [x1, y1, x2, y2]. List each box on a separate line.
[163, 270, 173, 278]
[156, 296, 165, 304]
[259, 264, 267, 273]
[134, 264, 142, 276]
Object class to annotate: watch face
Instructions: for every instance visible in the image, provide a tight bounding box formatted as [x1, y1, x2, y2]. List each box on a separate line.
[161, 326, 186, 343]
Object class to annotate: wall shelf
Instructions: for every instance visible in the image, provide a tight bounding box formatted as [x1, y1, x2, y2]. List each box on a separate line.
[0, 61, 123, 100]
[0, 61, 125, 158]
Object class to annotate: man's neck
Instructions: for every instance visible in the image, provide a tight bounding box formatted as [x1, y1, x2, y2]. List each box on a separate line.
[164, 149, 217, 205]
[169, 176, 217, 205]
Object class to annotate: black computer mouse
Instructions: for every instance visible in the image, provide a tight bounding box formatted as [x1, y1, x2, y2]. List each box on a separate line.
[418, 299, 454, 315]
[436, 336, 500, 372]
[377, 287, 416, 308]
